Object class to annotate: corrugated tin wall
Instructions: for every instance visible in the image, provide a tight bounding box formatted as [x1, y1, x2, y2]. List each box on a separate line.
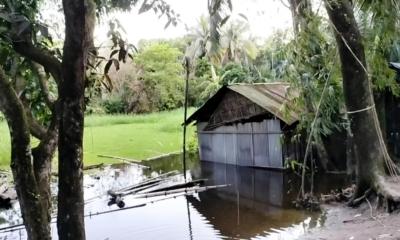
[197, 119, 283, 169]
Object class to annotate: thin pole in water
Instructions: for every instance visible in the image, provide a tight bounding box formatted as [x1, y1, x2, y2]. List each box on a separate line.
[182, 57, 190, 181]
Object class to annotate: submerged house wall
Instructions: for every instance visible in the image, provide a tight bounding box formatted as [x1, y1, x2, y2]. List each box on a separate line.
[197, 119, 284, 168]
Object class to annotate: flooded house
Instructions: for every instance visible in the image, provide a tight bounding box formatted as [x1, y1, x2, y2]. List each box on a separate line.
[185, 83, 304, 169]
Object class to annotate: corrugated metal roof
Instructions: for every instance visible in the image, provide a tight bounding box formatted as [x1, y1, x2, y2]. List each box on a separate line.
[186, 82, 299, 126]
[228, 83, 299, 125]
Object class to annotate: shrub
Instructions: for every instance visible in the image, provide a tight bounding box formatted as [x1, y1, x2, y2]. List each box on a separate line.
[102, 96, 128, 114]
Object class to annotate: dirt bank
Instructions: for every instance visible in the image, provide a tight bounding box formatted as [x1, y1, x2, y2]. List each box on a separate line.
[301, 203, 400, 240]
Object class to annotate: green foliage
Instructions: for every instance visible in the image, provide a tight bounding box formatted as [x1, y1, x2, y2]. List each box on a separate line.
[284, 158, 304, 172]
[219, 62, 249, 85]
[102, 96, 128, 114]
[135, 42, 185, 111]
[284, 14, 346, 138]
[357, 3, 400, 95]
[253, 31, 290, 81]
[188, 58, 213, 106]
[138, 37, 191, 54]
[187, 131, 199, 154]
[221, 21, 258, 64]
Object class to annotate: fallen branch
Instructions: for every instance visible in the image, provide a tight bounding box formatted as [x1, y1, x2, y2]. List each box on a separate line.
[145, 151, 181, 161]
[83, 163, 105, 171]
[0, 169, 11, 175]
[97, 154, 150, 168]
[51, 163, 108, 177]
[349, 188, 372, 207]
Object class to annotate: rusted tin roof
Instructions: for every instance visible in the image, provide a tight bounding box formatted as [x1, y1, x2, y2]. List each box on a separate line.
[185, 82, 299, 126]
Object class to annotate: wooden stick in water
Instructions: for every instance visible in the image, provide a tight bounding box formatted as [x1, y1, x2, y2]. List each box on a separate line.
[97, 154, 150, 168]
[132, 184, 229, 198]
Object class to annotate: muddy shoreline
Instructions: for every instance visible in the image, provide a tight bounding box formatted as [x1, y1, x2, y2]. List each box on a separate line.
[301, 203, 400, 240]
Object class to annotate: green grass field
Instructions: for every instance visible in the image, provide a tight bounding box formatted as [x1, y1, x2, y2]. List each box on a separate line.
[0, 108, 195, 168]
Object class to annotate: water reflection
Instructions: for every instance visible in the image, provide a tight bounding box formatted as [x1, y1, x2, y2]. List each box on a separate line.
[0, 155, 347, 240]
[187, 162, 318, 239]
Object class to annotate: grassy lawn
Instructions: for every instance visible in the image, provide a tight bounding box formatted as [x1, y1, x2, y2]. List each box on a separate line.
[0, 108, 195, 168]
[0, 122, 10, 169]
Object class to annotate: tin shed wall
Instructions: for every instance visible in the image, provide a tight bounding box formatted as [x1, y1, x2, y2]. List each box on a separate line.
[197, 119, 283, 169]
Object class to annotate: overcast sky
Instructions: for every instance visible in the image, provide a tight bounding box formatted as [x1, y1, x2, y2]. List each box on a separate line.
[94, 0, 293, 45]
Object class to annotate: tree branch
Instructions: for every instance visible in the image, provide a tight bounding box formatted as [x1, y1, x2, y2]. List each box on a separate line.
[24, 105, 47, 140]
[279, 0, 291, 9]
[12, 41, 62, 85]
[31, 62, 56, 109]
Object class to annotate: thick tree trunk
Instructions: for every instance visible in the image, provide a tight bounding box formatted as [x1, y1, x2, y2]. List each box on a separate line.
[0, 68, 51, 240]
[57, 0, 95, 239]
[324, 0, 400, 201]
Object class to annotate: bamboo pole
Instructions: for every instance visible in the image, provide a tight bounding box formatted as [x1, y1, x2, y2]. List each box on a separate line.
[182, 57, 190, 181]
[133, 184, 229, 199]
[143, 179, 207, 194]
[111, 170, 179, 193]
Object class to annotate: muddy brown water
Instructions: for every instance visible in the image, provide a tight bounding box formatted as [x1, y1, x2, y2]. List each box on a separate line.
[0, 155, 349, 240]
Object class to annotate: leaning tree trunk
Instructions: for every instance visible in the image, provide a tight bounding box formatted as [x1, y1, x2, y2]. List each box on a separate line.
[57, 0, 95, 239]
[325, 0, 400, 203]
[0, 68, 51, 240]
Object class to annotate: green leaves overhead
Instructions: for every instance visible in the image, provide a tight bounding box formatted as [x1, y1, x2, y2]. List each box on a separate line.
[207, 0, 232, 61]
[354, 0, 400, 95]
[95, 0, 180, 28]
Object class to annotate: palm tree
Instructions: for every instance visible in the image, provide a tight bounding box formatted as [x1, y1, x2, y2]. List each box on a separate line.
[186, 15, 226, 65]
[186, 15, 210, 60]
[221, 21, 258, 65]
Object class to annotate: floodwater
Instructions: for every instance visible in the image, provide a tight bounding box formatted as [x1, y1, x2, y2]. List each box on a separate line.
[0, 155, 349, 240]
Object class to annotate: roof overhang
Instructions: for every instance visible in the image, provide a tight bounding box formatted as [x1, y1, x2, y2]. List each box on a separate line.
[184, 83, 300, 126]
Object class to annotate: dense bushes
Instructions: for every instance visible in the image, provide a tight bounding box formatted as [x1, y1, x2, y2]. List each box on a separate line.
[94, 42, 185, 114]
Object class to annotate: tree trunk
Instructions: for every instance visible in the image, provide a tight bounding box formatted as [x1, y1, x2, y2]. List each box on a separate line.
[32, 113, 59, 224]
[57, 0, 95, 239]
[324, 0, 400, 201]
[288, 0, 311, 35]
[0, 68, 51, 240]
